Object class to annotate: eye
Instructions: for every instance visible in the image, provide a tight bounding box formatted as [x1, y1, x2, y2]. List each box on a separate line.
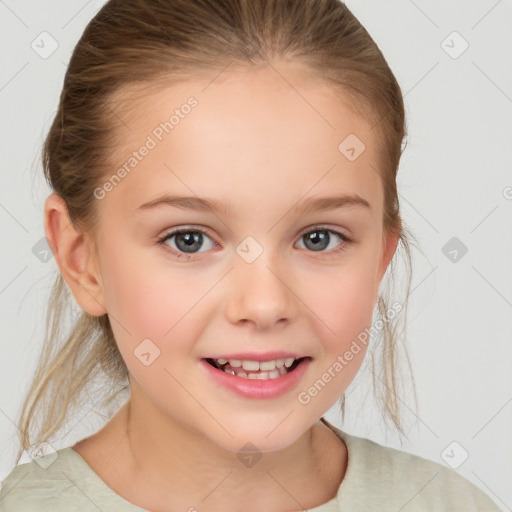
[295, 226, 351, 256]
[156, 225, 351, 261]
[157, 227, 216, 256]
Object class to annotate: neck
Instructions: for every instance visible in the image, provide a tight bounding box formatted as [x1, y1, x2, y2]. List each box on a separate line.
[93, 382, 347, 512]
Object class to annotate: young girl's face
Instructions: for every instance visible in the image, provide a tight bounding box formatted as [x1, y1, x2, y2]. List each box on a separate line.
[88, 62, 397, 453]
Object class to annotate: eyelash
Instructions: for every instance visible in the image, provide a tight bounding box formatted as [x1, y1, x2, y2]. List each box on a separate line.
[156, 225, 352, 260]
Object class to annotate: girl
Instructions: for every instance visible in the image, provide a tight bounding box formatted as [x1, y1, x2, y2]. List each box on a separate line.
[0, 0, 502, 510]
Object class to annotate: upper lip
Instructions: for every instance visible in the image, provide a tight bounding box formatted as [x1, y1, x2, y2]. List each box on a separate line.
[203, 352, 310, 362]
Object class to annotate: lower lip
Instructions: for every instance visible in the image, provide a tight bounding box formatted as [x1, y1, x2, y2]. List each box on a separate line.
[200, 358, 311, 399]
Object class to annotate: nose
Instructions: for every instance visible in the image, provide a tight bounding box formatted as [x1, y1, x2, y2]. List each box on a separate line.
[225, 249, 297, 331]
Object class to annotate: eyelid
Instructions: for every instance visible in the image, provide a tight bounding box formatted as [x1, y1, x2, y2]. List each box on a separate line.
[297, 224, 351, 241]
[156, 225, 218, 247]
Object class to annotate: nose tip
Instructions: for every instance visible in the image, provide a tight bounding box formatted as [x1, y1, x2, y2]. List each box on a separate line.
[225, 253, 295, 330]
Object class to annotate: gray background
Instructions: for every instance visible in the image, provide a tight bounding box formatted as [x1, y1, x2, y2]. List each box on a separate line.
[1, 1, 511, 510]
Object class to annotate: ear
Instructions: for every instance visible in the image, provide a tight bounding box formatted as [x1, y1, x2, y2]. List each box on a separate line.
[374, 230, 400, 299]
[44, 193, 107, 316]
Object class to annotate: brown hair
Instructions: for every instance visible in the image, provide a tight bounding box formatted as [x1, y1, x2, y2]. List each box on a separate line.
[16, 0, 418, 464]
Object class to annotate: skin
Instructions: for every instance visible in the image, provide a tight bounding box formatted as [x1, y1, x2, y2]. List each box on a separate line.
[44, 61, 399, 512]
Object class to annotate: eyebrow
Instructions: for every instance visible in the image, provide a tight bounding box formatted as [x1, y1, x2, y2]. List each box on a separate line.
[136, 193, 371, 215]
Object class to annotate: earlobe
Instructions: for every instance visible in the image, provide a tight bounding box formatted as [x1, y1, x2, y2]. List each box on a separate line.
[44, 193, 107, 317]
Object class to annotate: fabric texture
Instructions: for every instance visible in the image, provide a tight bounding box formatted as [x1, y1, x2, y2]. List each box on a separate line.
[0, 417, 502, 511]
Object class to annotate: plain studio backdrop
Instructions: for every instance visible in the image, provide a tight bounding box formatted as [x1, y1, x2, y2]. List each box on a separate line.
[1, 1, 511, 510]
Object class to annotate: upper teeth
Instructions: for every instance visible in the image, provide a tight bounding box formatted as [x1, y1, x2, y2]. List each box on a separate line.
[215, 358, 297, 371]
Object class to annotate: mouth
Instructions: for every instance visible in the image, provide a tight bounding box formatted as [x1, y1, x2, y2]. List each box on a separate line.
[204, 356, 309, 380]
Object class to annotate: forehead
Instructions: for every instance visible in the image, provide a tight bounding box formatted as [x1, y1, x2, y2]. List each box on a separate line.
[102, 63, 383, 219]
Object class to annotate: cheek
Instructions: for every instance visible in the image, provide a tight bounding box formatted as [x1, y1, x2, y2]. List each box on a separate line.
[294, 266, 377, 416]
[98, 243, 210, 361]
[306, 258, 379, 346]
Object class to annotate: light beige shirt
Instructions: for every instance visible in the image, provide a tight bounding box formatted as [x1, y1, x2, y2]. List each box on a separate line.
[0, 418, 502, 511]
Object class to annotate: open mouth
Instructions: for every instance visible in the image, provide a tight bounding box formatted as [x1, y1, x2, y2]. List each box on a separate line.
[204, 357, 309, 380]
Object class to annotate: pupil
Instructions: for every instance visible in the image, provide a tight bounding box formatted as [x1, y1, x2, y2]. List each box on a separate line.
[305, 230, 329, 251]
[176, 232, 202, 253]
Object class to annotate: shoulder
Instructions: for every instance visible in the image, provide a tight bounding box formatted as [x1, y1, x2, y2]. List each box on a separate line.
[324, 421, 502, 511]
[0, 448, 100, 512]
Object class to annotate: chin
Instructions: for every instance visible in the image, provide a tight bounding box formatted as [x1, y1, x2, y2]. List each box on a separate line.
[200, 415, 313, 456]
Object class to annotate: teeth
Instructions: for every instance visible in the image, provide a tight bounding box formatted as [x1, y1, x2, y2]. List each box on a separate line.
[259, 360, 276, 371]
[211, 357, 304, 379]
[242, 360, 260, 371]
[224, 366, 289, 379]
[216, 357, 298, 371]
[248, 372, 268, 380]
